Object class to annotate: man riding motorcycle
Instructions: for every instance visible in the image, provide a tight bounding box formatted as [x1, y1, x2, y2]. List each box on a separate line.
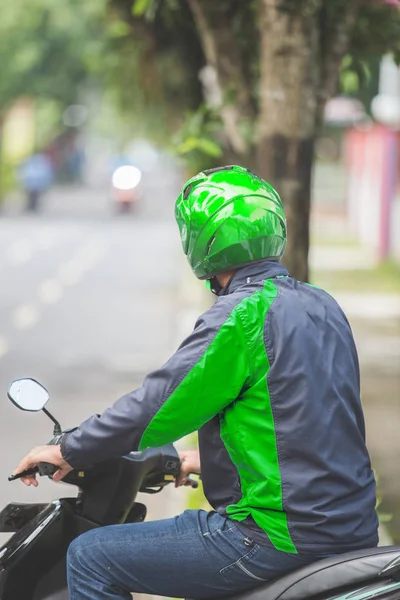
[13, 165, 378, 600]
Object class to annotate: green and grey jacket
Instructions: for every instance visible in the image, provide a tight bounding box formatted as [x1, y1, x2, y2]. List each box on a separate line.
[61, 261, 378, 554]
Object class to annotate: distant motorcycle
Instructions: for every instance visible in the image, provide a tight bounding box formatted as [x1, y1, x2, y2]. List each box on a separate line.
[1, 379, 400, 600]
[110, 165, 142, 213]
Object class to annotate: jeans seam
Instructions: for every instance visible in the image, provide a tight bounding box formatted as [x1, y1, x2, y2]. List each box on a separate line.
[203, 524, 237, 537]
[219, 543, 262, 583]
[236, 561, 267, 582]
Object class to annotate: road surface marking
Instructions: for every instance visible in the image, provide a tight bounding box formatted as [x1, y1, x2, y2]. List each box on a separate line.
[38, 280, 63, 305]
[12, 304, 40, 330]
[0, 336, 9, 359]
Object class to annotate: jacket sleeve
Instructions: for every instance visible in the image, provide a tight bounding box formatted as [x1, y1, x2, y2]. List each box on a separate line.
[61, 299, 249, 469]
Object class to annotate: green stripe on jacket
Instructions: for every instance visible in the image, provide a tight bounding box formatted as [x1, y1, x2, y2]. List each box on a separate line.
[139, 280, 296, 553]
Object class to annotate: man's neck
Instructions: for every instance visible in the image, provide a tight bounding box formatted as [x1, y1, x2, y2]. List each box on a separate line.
[216, 271, 235, 288]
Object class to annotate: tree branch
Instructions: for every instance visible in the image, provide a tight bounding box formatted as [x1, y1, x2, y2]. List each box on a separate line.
[186, 0, 254, 156]
[187, 0, 218, 66]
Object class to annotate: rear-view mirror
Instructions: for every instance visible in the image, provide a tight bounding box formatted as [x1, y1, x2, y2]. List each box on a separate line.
[7, 379, 50, 412]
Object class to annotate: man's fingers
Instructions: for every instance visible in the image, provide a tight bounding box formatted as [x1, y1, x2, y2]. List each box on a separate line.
[175, 464, 192, 487]
[175, 479, 188, 488]
[52, 466, 73, 482]
[13, 445, 69, 486]
[21, 474, 38, 487]
[13, 453, 35, 477]
[175, 474, 186, 487]
[52, 469, 65, 482]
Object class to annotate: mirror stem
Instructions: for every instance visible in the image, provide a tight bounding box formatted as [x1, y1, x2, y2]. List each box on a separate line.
[42, 408, 62, 436]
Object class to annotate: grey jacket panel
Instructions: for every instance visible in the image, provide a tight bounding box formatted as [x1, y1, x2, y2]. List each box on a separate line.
[198, 262, 378, 552]
[266, 277, 378, 549]
[61, 296, 238, 469]
[198, 415, 242, 510]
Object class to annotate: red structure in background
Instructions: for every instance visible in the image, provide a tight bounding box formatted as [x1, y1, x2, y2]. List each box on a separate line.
[345, 125, 399, 260]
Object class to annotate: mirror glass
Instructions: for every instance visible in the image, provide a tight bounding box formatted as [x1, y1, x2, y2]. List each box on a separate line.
[8, 378, 49, 412]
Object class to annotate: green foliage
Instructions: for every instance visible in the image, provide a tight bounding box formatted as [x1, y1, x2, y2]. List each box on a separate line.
[352, 3, 400, 63]
[2, 0, 399, 174]
[340, 54, 372, 95]
[35, 98, 64, 149]
[108, 0, 204, 147]
[0, 160, 16, 198]
[124, 0, 400, 170]
[171, 107, 223, 175]
[132, 0, 180, 19]
[339, 2, 400, 101]
[132, 0, 152, 16]
[0, 0, 108, 115]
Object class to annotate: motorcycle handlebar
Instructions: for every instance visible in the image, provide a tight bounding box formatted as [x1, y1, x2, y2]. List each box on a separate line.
[8, 450, 200, 490]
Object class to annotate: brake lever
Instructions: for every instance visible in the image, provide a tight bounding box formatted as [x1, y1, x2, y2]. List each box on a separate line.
[8, 462, 58, 482]
[185, 476, 199, 489]
[8, 467, 38, 481]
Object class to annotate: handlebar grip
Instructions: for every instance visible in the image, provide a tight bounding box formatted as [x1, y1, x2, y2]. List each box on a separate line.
[38, 462, 58, 477]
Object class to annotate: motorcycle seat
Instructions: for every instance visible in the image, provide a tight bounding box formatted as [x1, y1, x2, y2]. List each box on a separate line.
[216, 546, 400, 600]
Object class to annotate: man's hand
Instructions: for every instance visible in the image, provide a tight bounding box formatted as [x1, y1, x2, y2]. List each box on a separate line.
[176, 449, 201, 487]
[13, 445, 73, 487]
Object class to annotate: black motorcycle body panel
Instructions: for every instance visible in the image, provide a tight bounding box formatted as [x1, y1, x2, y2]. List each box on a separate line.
[0, 445, 180, 600]
[0, 503, 48, 533]
[0, 499, 96, 600]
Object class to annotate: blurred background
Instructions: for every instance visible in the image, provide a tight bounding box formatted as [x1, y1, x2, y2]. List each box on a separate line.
[0, 0, 399, 576]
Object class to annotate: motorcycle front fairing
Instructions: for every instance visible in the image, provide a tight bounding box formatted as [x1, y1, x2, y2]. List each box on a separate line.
[0, 499, 98, 600]
[0, 503, 48, 533]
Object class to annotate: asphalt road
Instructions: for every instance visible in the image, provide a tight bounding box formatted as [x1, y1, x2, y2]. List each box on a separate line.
[0, 173, 195, 545]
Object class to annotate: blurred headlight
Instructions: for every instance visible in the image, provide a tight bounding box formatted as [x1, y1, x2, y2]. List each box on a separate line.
[112, 166, 142, 190]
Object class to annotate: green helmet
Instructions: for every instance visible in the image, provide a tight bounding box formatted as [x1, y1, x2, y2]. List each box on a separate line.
[175, 165, 287, 279]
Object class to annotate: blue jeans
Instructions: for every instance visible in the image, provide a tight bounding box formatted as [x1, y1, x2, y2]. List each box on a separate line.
[67, 510, 325, 599]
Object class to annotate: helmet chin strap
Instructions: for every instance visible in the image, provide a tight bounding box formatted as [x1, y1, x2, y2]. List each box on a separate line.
[206, 277, 224, 296]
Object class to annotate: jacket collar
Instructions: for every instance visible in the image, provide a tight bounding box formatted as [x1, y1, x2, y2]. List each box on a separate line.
[219, 261, 289, 296]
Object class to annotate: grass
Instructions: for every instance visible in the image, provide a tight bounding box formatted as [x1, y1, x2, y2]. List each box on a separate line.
[310, 235, 360, 248]
[311, 260, 400, 294]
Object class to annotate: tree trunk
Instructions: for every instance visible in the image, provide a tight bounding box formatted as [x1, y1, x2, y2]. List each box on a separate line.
[257, 1, 323, 282]
[257, 0, 361, 282]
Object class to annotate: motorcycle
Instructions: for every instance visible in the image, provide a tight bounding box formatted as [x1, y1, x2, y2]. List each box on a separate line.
[1, 378, 400, 600]
[110, 165, 142, 213]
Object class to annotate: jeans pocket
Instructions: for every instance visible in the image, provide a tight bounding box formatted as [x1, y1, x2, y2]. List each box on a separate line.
[220, 543, 268, 586]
